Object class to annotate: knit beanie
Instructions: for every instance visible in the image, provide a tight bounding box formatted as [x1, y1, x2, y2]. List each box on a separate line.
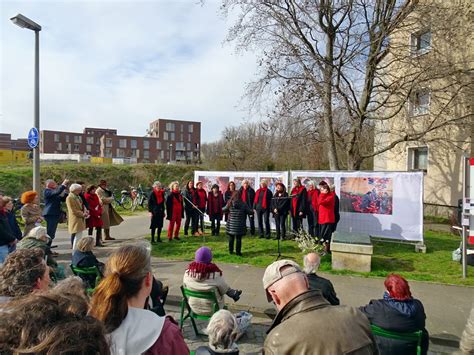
[195, 247, 212, 264]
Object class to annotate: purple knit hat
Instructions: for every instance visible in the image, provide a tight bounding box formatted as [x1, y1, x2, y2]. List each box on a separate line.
[195, 246, 213, 264]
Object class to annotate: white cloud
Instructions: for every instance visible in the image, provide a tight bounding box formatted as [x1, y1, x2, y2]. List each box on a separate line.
[0, 0, 259, 142]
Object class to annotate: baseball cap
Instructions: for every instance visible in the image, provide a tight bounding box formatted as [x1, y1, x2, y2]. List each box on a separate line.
[262, 260, 303, 302]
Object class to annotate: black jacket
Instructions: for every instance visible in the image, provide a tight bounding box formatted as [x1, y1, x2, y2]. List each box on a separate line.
[183, 188, 198, 212]
[271, 191, 290, 217]
[72, 250, 103, 269]
[290, 187, 307, 217]
[253, 188, 273, 211]
[222, 200, 253, 236]
[238, 186, 255, 209]
[360, 298, 429, 355]
[148, 190, 165, 216]
[6, 210, 22, 240]
[307, 273, 340, 305]
[165, 192, 184, 220]
[0, 212, 15, 246]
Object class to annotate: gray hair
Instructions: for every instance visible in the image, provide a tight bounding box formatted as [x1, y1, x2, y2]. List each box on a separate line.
[27, 226, 50, 241]
[206, 310, 239, 350]
[152, 181, 161, 188]
[45, 179, 55, 187]
[303, 253, 321, 274]
[69, 183, 82, 192]
[307, 180, 315, 187]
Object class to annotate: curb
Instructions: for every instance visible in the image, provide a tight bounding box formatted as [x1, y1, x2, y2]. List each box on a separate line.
[166, 296, 460, 348]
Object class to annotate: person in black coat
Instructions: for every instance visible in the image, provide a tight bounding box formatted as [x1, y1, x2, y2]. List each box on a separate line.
[360, 274, 429, 355]
[207, 184, 225, 236]
[0, 195, 16, 264]
[289, 178, 307, 234]
[271, 182, 290, 240]
[222, 191, 253, 256]
[253, 180, 273, 239]
[238, 180, 255, 236]
[148, 181, 166, 243]
[183, 180, 199, 236]
[2, 197, 22, 241]
[72, 236, 104, 288]
[303, 253, 340, 305]
[224, 181, 236, 222]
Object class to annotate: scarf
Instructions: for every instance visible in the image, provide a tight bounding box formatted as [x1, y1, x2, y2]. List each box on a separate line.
[241, 188, 247, 203]
[254, 188, 268, 209]
[153, 188, 164, 205]
[186, 261, 222, 280]
[208, 192, 223, 215]
[291, 186, 304, 215]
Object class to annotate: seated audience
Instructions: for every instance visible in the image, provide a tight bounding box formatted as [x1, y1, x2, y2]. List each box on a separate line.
[51, 275, 88, 301]
[17, 226, 64, 280]
[0, 291, 110, 354]
[360, 274, 429, 355]
[72, 236, 105, 288]
[89, 244, 189, 355]
[263, 259, 376, 354]
[0, 248, 50, 303]
[183, 246, 242, 315]
[303, 252, 340, 305]
[3, 196, 22, 243]
[196, 310, 240, 355]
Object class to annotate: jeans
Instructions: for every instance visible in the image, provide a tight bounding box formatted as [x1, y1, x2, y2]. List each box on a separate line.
[44, 215, 60, 243]
[0, 245, 9, 264]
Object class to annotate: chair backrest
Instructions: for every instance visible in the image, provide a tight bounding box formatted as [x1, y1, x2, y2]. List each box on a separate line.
[70, 264, 102, 290]
[181, 286, 220, 315]
[370, 324, 422, 355]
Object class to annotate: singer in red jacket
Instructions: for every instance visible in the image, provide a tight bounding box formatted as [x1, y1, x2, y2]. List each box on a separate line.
[195, 181, 208, 235]
[207, 184, 225, 236]
[318, 181, 336, 253]
[290, 179, 307, 233]
[306, 181, 319, 237]
[253, 180, 273, 239]
[166, 181, 184, 241]
[85, 185, 103, 247]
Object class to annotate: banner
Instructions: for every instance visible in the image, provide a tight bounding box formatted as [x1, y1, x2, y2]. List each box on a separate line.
[291, 171, 424, 242]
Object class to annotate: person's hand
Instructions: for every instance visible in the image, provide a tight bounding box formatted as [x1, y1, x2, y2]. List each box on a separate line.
[9, 239, 17, 246]
[299, 212, 303, 216]
[274, 209, 278, 214]
[149, 212, 153, 217]
[62, 179, 70, 186]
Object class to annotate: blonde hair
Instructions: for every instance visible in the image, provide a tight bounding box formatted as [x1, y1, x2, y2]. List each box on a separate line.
[76, 236, 95, 252]
[169, 181, 179, 191]
[27, 226, 49, 241]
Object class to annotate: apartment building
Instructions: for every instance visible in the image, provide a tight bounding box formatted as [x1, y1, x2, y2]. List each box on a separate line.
[373, 1, 473, 211]
[0, 133, 29, 151]
[40, 118, 201, 164]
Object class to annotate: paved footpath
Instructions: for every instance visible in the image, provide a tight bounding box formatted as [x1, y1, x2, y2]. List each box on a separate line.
[53, 214, 471, 353]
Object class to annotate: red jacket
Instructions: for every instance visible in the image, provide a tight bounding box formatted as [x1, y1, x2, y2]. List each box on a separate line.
[196, 188, 207, 209]
[84, 193, 103, 228]
[144, 317, 189, 355]
[318, 191, 335, 224]
[307, 188, 319, 213]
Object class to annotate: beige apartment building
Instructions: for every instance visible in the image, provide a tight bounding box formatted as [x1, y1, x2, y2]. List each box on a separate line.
[373, 1, 473, 212]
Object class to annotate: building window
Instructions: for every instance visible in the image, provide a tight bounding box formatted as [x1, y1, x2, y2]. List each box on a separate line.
[105, 138, 113, 148]
[409, 90, 430, 116]
[176, 142, 185, 150]
[188, 133, 192, 142]
[163, 131, 168, 141]
[73, 144, 80, 152]
[105, 148, 112, 158]
[408, 147, 428, 172]
[86, 144, 92, 153]
[65, 135, 70, 143]
[143, 140, 149, 149]
[188, 124, 194, 133]
[170, 132, 175, 141]
[144, 150, 150, 159]
[54, 134, 59, 142]
[187, 142, 191, 151]
[166, 122, 175, 131]
[160, 150, 164, 160]
[74, 135, 82, 143]
[411, 30, 431, 55]
[119, 139, 127, 148]
[116, 148, 125, 158]
[131, 139, 137, 149]
[156, 141, 162, 149]
[56, 142, 62, 150]
[195, 143, 199, 150]
[131, 149, 138, 157]
[180, 124, 184, 132]
[86, 136, 94, 144]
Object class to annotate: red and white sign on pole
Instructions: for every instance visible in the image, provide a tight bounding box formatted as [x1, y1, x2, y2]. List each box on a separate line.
[469, 158, 474, 245]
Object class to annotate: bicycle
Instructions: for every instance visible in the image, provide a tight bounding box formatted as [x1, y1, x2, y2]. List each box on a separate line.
[111, 189, 133, 210]
[131, 184, 149, 211]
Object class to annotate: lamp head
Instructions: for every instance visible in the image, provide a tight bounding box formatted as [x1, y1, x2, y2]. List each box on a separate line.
[10, 14, 42, 31]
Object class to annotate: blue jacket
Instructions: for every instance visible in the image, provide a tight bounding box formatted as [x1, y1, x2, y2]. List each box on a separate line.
[43, 185, 68, 217]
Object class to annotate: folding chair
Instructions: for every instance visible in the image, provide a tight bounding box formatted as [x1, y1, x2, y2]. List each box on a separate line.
[179, 285, 226, 336]
[70, 264, 102, 295]
[370, 324, 423, 355]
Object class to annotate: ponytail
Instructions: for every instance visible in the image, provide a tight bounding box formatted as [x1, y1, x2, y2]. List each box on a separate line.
[89, 244, 151, 333]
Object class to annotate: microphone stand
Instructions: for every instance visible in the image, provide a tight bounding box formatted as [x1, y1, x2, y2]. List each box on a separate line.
[182, 193, 207, 243]
[270, 195, 294, 260]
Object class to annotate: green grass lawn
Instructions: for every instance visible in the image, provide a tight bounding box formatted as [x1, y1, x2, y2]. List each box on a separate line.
[150, 230, 474, 286]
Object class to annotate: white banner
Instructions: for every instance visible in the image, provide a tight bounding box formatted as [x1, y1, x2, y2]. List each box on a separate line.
[291, 171, 424, 242]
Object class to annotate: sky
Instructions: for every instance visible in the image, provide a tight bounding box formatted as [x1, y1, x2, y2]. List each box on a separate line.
[0, 0, 259, 143]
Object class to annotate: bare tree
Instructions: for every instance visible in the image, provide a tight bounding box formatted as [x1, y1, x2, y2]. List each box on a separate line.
[223, 0, 473, 170]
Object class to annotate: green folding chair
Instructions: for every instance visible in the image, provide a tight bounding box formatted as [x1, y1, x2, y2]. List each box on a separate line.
[370, 324, 423, 355]
[179, 285, 226, 336]
[70, 264, 102, 296]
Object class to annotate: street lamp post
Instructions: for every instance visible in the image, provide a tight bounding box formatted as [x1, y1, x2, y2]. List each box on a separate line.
[10, 14, 42, 193]
[169, 143, 173, 163]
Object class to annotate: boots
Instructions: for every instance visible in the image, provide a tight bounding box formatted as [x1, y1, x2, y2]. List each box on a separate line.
[96, 229, 104, 247]
[104, 228, 115, 241]
[226, 288, 242, 302]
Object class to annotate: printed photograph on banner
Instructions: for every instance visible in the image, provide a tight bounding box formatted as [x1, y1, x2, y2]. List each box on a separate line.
[197, 175, 230, 192]
[259, 176, 285, 193]
[296, 176, 335, 189]
[233, 176, 256, 190]
[340, 177, 393, 215]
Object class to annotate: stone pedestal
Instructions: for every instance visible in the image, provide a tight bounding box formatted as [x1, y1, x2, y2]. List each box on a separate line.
[331, 233, 373, 273]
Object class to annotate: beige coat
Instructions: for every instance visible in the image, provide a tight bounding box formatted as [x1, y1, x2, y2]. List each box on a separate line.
[96, 187, 123, 228]
[66, 193, 86, 234]
[20, 203, 42, 237]
[182, 272, 230, 315]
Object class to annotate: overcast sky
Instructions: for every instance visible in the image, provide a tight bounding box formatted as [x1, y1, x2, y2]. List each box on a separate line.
[0, 0, 259, 142]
